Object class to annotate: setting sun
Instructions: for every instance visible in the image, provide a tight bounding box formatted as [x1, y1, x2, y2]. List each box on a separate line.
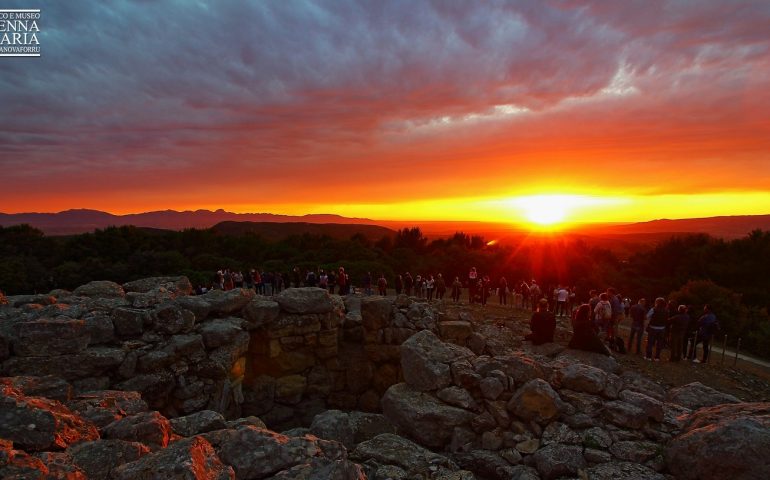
[517, 195, 569, 226]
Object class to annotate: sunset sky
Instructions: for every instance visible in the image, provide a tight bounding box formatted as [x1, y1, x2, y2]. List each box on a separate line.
[2, 1, 769, 227]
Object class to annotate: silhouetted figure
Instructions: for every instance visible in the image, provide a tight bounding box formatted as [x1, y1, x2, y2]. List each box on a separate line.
[569, 304, 611, 356]
[628, 298, 647, 354]
[645, 297, 668, 361]
[525, 299, 556, 345]
[691, 304, 720, 363]
[668, 305, 690, 362]
[498, 276, 508, 305]
[451, 276, 462, 303]
[404, 272, 413, 296]
[395, 274, 403, 295]
[435, 273, 446, 300]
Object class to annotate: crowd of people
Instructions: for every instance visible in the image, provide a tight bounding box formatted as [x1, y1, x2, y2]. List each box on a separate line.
[200, 266, 720, 364]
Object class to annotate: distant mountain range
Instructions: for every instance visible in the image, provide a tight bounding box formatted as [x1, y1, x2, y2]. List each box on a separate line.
[0, 209, 376, 235]
[1, 209, 769, 240]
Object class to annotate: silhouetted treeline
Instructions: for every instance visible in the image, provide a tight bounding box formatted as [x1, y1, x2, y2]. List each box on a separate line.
[1, 224, 769, 357]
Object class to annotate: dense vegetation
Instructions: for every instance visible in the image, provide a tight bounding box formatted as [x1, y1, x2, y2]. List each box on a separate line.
[1, 224, 769, 357]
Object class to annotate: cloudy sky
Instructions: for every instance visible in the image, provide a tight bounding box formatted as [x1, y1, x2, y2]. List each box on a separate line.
[2, 0, 769, 224]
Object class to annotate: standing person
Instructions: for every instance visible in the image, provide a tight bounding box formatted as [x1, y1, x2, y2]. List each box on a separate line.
[254, 270, 263, 294]
[556, 285, 569, 317]
[683, 305, 698, 360]
[274, 272, 283, 293]
[525, 299, 556, 345]
[645, 297, 668, 361]
[234, 271, 244, 288]
[292, 267, 301, 288]
[337, 267, 347, 295]
[318, 270, 328, 290]
[693, 304, 720, 363]
[628, 298, 647, 354]
[468, 267, 478, 304]
[607, 288, 623, 341]
[363, 272, 372, 296]
[404, 272, 413, 296]
[224, 270, 234, 291]
[519, 281, 530, 309]
[414, 275, 424, 299]
[327, 270, 336, 294]
[377, 274, 388, 296]
[479, 276, 490, 306]
[529, 281, 541, 311]
[498, 276, 508, 305]
[593, 293, 613, 336]
[451, 276, 462, 303]
[426, 275, 435, 301]
[395, 274, 403, 295]
[435, 273, 446, 300]
[668, 305, 690, 362]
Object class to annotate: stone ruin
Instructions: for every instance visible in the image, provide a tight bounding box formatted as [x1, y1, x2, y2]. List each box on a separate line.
[0, 276, 768, 479]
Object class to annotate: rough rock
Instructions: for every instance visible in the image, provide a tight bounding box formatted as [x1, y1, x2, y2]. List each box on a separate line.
[454, 450, 517, 480]
[203, 425, 357, 480]
[67, 439, 150, 480]
[151, 303, 195, 334]
[67, 390, 148, 428]
[666, 381, 741, 410]
[170, 410, 228, 437]
[102, 411, 172, 450]
[0, 383, 99, 451]
[381, 383, 474, 449]
[111, 307, 148, 337]
[113, 436, 234, 480]
[495, 353, 552, 385]
[123, 276, 192, 296]
[586, 461, 666, 479]
[666, 402, 770, 480]
[400, 330, 473, 392]
[0, 439, 51, 478]
[12, 318, 90, 356]
[553, 349, 619, 373]
[201, 318, 245, 349]
[72, 281, 125, 298]
[242, 297, 281, 329]
[348, 412, 398, 445]
[2, 375, 72, 402]
[532, 443, 586, 480]
[310, 409, 355, 449]
[610, 440, 661, 463]
[361, 296, 393, 331]
[507, 378, 563, 424]
[275, 288, 334, 314]
[351, 433, 462, 479]
[603, 400, 648, 429]
[555, 363, 607, 394]
[619, 389, 665, 422]
[201, 288, 256, 315]
[437, 386, 479, 411]
[174, 295, 212, 322]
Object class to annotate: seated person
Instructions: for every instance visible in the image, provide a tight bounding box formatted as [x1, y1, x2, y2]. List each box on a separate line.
[569, 303, 611, 356]
[525, 299, 556, 345]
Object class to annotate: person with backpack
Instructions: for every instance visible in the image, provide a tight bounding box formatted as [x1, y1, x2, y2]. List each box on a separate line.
[645, 297, 668, 361]
[593, 293, 613, 336]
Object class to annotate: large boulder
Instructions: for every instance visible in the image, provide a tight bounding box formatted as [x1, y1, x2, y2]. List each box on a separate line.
[242, 297, 281, 329]
[361, 296, 392, 331]
[12, 318, 90, 356]
[495, 353, 552, 385]
[203, 425, 359, 479]
[73, 281, 125, 298]
[666, 402, 770, 480]
[170, 410, 228, 437]
[666, 382, 741, 410]
[400, 330, 474, 392]
[532, 444, 587, 480]
[68, 439, 150, 480]
[275, 288, 334, 314]
[102, 411, 172, 450]
[123, 276, 193, 296]
[201, 288, 256, 315]
[310, 410, 354, 449]
[0, 383, 99, 451]
[381, 383, 474, 449]
[351, 433, 465, 479]
[111, 307, 148, 337]
[2, 375, 73, 402]
[507, 378, 564, 425]
[113, 436, 234, 480]
[67, 390, 149, 429]
[200, 318, 245, 349]
[554, 363, 608, 395]
[586, 461, 666, 480]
